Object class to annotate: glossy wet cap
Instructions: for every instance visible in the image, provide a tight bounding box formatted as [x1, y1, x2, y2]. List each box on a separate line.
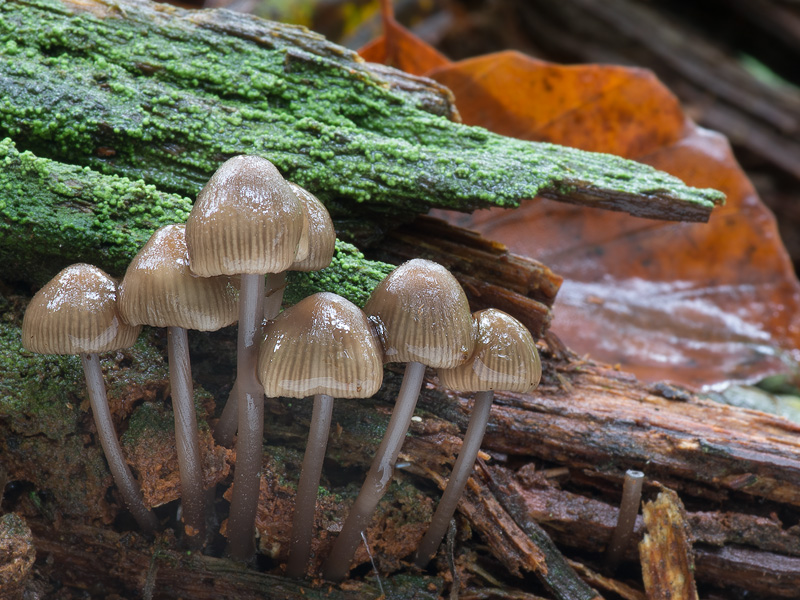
[22, 264, 141, 355]
[119, 224, 239, 331]
[438, 309, 541, 393]
[364, 259, 474, 368]
[288, 182, 336, 272]
[258, 292, 383, 398]
[186, 155, 303, 277]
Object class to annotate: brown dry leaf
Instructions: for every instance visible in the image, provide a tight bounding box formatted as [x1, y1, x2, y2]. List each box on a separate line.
[359, 13, 800, 388]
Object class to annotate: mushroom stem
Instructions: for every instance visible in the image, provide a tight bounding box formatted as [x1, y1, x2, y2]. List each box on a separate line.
[81, 352, 158, 534]
[322, 360, 427, 582]
[286, 393, 334, 578]
[167, 326, 206, 548]
[605, 469, 645, 571]
[414, 390, 494, 568]
[226, 272, 266, 561]
[214, 272, 287, 448]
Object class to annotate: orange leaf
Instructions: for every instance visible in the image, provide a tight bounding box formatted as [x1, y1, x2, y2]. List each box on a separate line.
[358, 2, 449, 76]
[359, 17, 800, 387]
[429, 53, 800, 388]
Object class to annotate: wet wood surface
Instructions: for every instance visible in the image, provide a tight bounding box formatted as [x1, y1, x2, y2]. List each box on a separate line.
[11, 342, 800, 598]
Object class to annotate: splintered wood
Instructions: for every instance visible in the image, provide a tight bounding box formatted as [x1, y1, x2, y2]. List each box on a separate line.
[639, 487, 698, 600]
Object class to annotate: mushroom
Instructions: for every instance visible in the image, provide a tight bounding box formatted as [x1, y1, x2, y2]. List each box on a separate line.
[322, 258, 474, 582]
[414, 308, 541, 567]
[21, 264, 158, 533]
[118, 223, 239, 548]
[605, 469, 645, 571]
[213, 181, 336, 448]
[256, 292, 383, 578]
[186, 154, 304, 560]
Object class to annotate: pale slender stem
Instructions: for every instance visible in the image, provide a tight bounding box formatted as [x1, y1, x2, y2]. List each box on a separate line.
[605, 469, 645, 571]
[263, 271, 287, 321]
[213, 385, 238, 449]
[322, 361, 426, 582]
[214, 272, 286, 448]
[167, 326, 206, 549]
[415, 390, 494, 567]
[81, 352, 158, 534]
[286, 394, 334, 578]
[226, 272, 266, 561]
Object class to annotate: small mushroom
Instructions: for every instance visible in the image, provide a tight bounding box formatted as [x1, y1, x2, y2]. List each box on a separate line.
[186, 154, 304, 560]
[214, 181, 336, 448]
[414, 308, 541, 567]
[605, 469, 645, 571]
[257, 292, 382, 578]
[21, 264, 158, 533]
[322, 258, 474, 582]
[118, 223, 238, 548]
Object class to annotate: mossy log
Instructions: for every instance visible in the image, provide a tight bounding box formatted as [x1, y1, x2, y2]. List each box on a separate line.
[0, 0, 722, 232]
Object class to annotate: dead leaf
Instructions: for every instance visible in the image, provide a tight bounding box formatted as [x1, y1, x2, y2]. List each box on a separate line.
[359, 13, 800, 388]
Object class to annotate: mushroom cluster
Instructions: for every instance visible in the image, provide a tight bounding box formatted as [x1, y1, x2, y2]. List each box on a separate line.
[20, 154, 542, 582]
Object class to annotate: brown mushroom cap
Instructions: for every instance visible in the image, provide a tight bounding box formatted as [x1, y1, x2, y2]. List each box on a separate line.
[119, 224, 239, 331]
[364, 258, 474, 368]
[22, 264, 141, 355]
[437, 309, 541, 393]
[287, 182, 336, 272]
[258, 292, 383, 399]
[185, 155, 304, 277]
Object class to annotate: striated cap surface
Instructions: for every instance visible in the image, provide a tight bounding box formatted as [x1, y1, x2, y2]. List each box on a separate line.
[186, 155, 303, 277]
[288, 182, 336, 272]
[22, 264, 141, 355]
[364, 259, 474, 368]
[119, 224, 239, 331]
[258, 292, 383, 399]
[438, 309, 541, 393]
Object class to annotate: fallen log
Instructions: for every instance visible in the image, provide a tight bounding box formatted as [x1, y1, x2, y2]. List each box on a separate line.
[0, 0, 722, 229]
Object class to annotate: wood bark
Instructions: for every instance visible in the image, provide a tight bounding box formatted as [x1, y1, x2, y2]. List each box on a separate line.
[10, 347, 800, 598]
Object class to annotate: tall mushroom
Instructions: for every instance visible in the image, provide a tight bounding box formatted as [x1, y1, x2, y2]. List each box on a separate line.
[414, 308, 541, 567]
[21, 264, 158, 533]
[118, 223, 239, 548]
[214, 181, 336, 448]
[322, 258, 474, 581]
[186, 155, 304, 560]
[257, 292, 383, 578]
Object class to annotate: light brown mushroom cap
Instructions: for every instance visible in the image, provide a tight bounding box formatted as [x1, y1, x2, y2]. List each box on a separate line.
[185, 155, 304, 277]
[258, 292, 383, 399]
[437, 309, 541, 393]
[288, 182, 336, 272]
[364, 258, 474, 368]
[22, 264, 141, 355]
[119, 224, 239, 331]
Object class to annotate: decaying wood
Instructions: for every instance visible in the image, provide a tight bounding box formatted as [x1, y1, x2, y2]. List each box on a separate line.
[27, 521, 441, 600]
[0, 513, 35, 600]
[639, 487, 699, 600]
[6, 344, 800, 598]
[0, 0, 724, 229]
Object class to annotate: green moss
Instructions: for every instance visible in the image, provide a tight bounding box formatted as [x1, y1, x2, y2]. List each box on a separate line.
[0, 137, 191, 282]
[122, 400, 173, 445]
[286, 241, 394, 307]
[0, 321, 83, 440]
[103, 330, 169, 397]
[0, 0, 723, 228]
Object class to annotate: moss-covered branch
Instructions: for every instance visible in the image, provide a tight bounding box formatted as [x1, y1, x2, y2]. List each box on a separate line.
[0, 0, 722, 224]
[0, 137, 393, 294]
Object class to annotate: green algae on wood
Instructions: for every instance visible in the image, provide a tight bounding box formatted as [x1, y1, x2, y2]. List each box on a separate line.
[0, 0, 723, 223]
[0, 138, 395, 302]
